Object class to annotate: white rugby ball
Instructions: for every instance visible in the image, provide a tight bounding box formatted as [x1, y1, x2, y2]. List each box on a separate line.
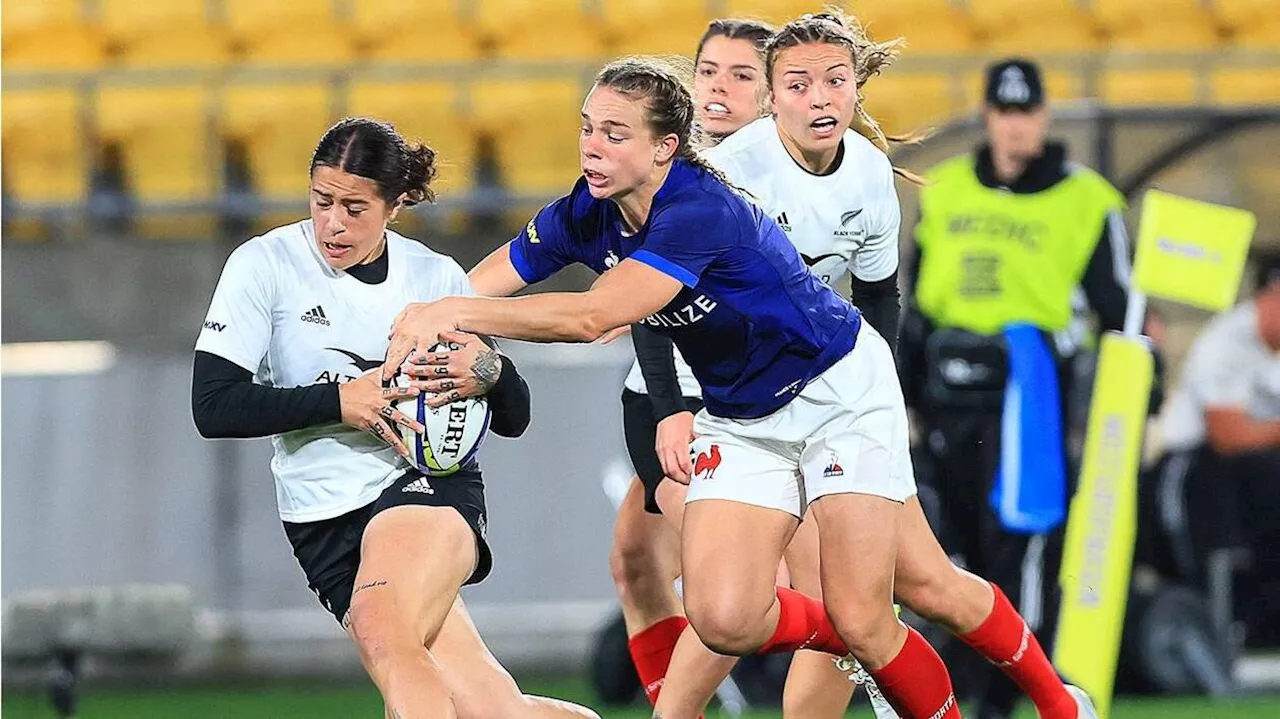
[393, 342, 492, 476]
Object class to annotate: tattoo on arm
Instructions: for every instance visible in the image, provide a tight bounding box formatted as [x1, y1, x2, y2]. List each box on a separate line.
[353, 579, 388, 595]
[470, 349, 502, 393]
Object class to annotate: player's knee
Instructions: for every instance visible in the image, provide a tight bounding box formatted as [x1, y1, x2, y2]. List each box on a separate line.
[609, 521, 664, 596]
[348, 594, 412, 669]
[826, 602, 899, 657]
[684, 595, 768, 656]
[896, 567, 951, 623]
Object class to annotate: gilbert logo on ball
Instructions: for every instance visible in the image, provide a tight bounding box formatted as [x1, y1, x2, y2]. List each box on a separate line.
[393, 342, 491, 476]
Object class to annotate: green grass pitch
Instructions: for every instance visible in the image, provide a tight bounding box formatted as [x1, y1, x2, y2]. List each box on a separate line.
[4, 676, 1280, 718]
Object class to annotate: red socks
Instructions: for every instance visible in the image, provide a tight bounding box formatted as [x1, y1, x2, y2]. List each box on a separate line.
[627, 615, 688, 706]
[870, 625, 961, 719]
[758, 586, 849, 656]
[960, 582, 1076, 719]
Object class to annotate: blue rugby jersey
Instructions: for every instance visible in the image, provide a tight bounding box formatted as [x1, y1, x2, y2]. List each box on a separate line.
[509, 159, 862, 419]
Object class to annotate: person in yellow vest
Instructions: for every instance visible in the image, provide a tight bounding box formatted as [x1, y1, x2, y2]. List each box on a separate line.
[899, 58, 1152, 719]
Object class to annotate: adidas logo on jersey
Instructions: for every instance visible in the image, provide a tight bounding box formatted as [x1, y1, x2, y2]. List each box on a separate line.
[300, 306, 330, 326]
[774, 212, 792, 232]
[402, 476, 435, 495]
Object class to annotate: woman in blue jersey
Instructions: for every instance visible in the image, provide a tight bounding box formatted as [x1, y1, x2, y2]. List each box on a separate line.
[383, 58, 962, 719]
[605, 17, 777, 712]
[654, 13, 1097, 719]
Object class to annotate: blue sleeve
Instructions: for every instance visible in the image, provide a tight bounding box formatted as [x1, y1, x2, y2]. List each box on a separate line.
[631, 194, 739, 288]
[508, 194, 579, 285]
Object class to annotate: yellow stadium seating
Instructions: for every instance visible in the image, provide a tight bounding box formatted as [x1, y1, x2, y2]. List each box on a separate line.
[861, 73, 957, 135]
[1215, 0, 1280, 49]
[224, 0, 355, 66]
[1093, 0, 1225, 51]
[1, 87, 88, 205]
[1210, 67, 1280, 105]
[1100, 68, 1202, 105]
[350, 0, 482, 62]
[95, 85, 215, 204]
[346, 80, 477, 195]
[477, 0, 609, 61]
[854, 0, 979, 54]
[1, 0, 104, 71]
[222, 83, 337, 201]
[724, 0, 838, 25]
[600, 0, 715, 56]
[968, 0, 1104, 53]
[100, 0, 230, 68]
[470, 77, 589, 197]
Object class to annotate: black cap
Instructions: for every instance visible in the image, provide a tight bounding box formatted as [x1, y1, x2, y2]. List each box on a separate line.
[985, 58, 1045, 110]
[1256, 249, 1280, 292]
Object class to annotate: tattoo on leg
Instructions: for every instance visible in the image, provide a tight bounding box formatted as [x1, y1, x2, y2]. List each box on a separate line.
[354, 579, 389, 594]
[470, 350, 502, 393]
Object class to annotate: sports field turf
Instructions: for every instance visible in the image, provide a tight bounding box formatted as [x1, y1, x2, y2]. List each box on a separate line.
[4, 676, 1280, 718]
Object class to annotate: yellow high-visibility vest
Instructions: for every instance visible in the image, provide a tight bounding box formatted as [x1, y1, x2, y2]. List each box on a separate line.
[913, 155, 1124, 335]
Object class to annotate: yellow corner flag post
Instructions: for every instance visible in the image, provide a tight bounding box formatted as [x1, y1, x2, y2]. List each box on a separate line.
[1054, 191, 1256, 717]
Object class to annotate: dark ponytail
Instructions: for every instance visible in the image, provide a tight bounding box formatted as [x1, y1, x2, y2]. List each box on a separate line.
[310, 117, 439, 206]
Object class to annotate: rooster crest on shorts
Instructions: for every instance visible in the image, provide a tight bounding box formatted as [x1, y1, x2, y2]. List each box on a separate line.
[694, 444, 722, 480]
[823, 453, 844, 478]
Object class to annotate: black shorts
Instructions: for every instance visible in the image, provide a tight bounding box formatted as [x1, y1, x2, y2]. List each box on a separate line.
[282, 469, 491, 625]
[621, 388, 704, 516]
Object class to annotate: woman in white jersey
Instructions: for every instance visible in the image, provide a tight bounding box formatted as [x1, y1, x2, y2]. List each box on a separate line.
[192, 118, 598, 719]
[655, 13, 1097, 719]
[606, 17, 775, 711]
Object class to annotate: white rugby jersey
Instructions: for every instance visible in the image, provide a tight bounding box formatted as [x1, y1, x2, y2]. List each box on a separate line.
[196, 220, 471, 523]
[702, 116, 902, 287]
[1161, 302, 1280, 452]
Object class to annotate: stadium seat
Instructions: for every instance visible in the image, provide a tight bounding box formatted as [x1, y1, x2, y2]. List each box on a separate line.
[1215, 0, 1280, 49]
[224, 0, 355, 67]
[470, 77, 589, 198]
[100, 0, 231, 69]
[854, 0, 979, 54]
[1100, 68, 1202, 106]
[724, 0, 835, 25]
[968, 0, 1104, 53]
[222, 83, 337, 203]
[861, 73, 957, 135]
[477, 0, 609, 61]
[346, 80, 476, 195]
[1211, 67, 1280, 106]
[1, 0, 105, 71]
[1, 87, 89, 205]
[95, 85, 215, 206]
[350, 0, 482, 63]
[600, 0, 715, 56]
[1093, 0, 1226, 51]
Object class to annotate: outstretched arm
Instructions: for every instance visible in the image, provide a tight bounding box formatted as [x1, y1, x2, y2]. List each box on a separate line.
[383, 259, 682, 380]
[469, 241, 530, 299]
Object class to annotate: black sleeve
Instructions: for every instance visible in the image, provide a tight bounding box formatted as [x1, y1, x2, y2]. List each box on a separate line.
[486, 353, 531, 438]
[897, 239, 930, 410]
[191, 351, 341, 439]
[1080, 212, 1130, 333]
[632, 324, 691, 420]
[851, 270, 901, 358]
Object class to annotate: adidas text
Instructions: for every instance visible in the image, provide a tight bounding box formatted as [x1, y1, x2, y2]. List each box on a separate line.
[301, 306, 330, 326]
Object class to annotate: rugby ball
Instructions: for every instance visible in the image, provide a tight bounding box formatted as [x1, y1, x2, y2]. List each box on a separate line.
[393, 342, 492, 476]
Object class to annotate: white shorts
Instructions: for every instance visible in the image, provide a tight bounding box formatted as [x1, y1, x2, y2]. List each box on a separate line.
[686, 323, 917, 518]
